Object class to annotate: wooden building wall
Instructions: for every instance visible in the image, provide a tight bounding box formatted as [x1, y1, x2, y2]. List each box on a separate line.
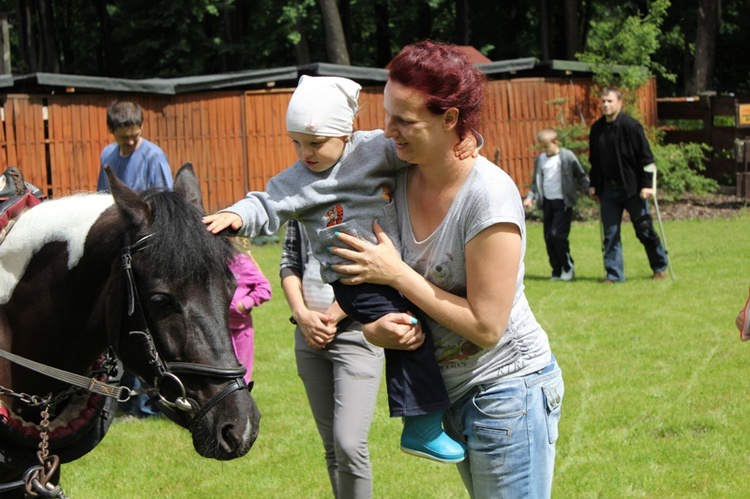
[0, 78, 656, 214]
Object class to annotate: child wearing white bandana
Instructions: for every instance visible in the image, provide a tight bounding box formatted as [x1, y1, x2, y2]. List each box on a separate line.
[204, 75, 476, 464]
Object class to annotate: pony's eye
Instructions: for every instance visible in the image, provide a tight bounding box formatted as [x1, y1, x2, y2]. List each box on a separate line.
[150, 293, 178, 313]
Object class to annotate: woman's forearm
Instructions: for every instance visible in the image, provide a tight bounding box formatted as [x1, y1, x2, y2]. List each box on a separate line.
[391, 263, 507, 349]
[387, 226, 519, 349]
[281, 275, 308, 320]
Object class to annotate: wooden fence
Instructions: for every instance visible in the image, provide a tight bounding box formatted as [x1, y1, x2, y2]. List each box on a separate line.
[0, 78, 656, 214]
[657, 94, 750, 190]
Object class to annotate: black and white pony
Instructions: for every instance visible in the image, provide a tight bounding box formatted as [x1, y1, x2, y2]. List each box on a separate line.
[0, 164, 260, 495]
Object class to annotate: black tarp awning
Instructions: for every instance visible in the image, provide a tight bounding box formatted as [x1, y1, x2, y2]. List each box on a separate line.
[3, 59, 621, 96]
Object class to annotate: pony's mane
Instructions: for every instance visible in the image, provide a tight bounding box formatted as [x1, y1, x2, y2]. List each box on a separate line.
[140, 190, 236, 282]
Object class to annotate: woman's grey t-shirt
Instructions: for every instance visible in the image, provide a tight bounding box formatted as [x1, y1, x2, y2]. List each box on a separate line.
[391, 155, 551, 402]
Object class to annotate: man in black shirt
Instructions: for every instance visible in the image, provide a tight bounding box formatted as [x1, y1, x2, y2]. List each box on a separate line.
[588, 87, 668, 283]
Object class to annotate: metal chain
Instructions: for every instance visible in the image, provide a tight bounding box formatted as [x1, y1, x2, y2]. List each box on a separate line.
[0, 384, 82, 410]
[23, 405, 68, 498]
[0, 350, 120, 409]
[0, 352, 119, 497]
[38, 405, 50, 460]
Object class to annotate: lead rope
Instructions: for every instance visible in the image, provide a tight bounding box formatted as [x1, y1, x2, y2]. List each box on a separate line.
[24, 404, 68, 498]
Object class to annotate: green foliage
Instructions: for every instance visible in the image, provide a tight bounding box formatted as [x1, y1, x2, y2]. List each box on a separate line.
[578, 0, 676, 100]
[659, 119, 704, 131]
[106, 0, 225, 77]
[714, 115, 737, 127]
[650, 138, 718, 201]
[546, 97, 590, 163]
[5, 0, 750, 96]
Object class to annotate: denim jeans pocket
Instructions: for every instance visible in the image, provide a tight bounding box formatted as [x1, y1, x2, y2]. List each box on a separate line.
[469, 381, 526, 470]
[541, 374, 564, 444]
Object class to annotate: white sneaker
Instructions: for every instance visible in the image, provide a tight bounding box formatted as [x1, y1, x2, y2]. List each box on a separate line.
[560, 266, 574, 282]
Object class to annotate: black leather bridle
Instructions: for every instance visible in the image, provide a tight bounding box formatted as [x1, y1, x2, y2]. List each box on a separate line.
[120, 233, 252, 430]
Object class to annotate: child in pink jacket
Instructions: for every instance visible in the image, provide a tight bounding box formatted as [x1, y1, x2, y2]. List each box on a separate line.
[228, 248, 272, 383]
[737, 287, 750, 341]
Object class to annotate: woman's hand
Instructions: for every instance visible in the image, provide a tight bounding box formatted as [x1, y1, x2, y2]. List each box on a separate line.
[331, 220, 407, 286]
[296, 309, 337, 349]
[362, 313, 425, 350]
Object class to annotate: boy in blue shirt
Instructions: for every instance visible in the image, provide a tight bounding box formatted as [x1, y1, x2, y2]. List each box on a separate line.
[97, 100, 172, 193]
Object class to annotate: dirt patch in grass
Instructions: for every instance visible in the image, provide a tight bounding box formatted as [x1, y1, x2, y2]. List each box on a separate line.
[656, 192, 749, 220]
[567, 192, 749, 222]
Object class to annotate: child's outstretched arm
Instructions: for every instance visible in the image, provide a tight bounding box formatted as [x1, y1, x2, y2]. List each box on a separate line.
[203, 211, 242, 234]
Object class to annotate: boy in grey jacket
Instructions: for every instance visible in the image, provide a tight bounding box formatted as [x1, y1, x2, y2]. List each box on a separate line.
[524, 128, 589, 281]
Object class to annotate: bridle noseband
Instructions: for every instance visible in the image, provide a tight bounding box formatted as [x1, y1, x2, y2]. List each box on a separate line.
[121, 233, 251, 429]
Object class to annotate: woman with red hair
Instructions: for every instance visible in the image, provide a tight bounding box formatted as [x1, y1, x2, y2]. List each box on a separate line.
[333, 40, 564, 498]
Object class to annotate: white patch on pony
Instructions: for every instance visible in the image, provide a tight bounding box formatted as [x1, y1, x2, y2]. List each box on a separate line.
[0, 194, 115, 304]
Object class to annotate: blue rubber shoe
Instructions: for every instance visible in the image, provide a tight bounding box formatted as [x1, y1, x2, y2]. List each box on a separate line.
[400, 412, 465, 463]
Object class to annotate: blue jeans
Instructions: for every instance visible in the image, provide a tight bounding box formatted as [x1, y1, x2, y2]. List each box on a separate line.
[443, 357, 564, 499]
[600, 185, 668, 282]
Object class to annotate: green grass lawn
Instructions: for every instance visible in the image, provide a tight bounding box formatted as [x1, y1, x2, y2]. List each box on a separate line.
[64, 211, 750, 498]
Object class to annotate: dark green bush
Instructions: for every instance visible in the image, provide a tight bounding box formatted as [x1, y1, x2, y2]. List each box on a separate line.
[649, 138, 718, 201]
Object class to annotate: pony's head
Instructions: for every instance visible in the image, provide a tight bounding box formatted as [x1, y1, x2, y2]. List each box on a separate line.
[105, 163, 260, 460]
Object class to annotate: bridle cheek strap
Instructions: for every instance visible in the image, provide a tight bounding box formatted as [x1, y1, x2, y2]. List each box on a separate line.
[121, 233, 154, 317]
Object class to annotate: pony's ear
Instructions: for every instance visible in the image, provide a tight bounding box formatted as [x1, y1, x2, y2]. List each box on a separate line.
[174, 163, 205, 213]
[105, 164, 152, 228]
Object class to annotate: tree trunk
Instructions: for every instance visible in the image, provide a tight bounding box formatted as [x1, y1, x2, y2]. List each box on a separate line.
[340, 0, 352, 56]
[318, 0, 350, 65]
[539, 0, 549, 61]
[689, 0, 720, 94]
[293, 15, 311, 65]
[374, 0, 390, 67]
[93, 0, 119, 76]
[563, 0, 582, 59]
[455, 0, 469, 45]
[35, 0, 60, 72]
[417, 0, 431, 41]
[15, 0, 35, 72]
[221, 0, 249, 72]
[15, 0, 61, 73]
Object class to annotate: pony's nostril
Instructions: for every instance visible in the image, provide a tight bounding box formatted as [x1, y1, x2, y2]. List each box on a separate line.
[220, 423, 240, 452]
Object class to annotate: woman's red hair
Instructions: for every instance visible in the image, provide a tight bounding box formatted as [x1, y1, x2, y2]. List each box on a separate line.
[388, 40, 487, 139]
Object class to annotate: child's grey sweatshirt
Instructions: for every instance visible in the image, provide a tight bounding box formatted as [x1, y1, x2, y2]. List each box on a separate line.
[224, 129, 406, 283]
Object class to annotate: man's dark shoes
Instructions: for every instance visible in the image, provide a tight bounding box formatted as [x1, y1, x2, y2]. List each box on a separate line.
[652, 270, 667, 280]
